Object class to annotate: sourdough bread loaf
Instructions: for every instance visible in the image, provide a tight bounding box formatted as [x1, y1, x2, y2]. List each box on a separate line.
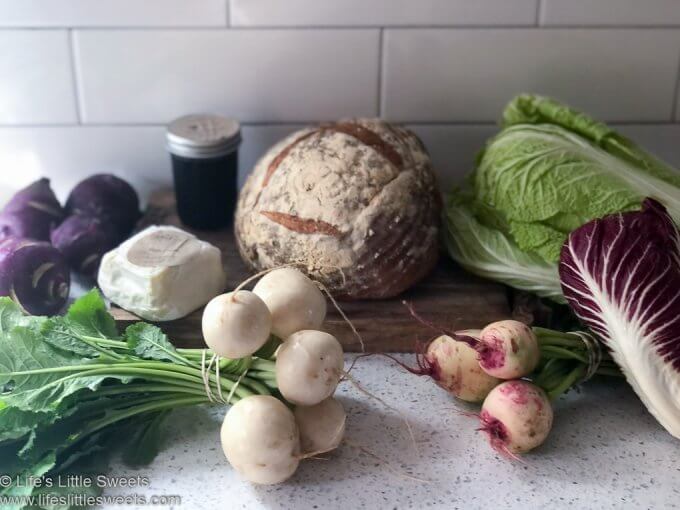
[235, 118, 441, 299]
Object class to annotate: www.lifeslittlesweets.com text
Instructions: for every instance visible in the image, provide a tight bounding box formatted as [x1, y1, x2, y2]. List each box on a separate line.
[0, 493, 182, 507]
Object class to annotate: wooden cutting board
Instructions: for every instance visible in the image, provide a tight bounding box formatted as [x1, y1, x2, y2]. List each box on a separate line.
[110, 190, 512, 352]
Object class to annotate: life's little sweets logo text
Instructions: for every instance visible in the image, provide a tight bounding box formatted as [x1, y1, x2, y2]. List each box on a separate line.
[5, 474, 150, 489]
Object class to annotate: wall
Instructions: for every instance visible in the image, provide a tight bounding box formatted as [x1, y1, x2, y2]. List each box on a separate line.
[1, 0, 680, 202]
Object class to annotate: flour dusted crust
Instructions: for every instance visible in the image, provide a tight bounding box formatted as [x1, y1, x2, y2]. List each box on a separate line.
[235, 118, 441, 299]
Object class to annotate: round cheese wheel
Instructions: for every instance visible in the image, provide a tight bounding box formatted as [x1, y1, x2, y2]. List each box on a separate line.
[235, 118, 441, 300]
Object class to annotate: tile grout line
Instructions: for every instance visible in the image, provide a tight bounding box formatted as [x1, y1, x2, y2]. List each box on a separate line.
[671, 49, 680, 121]
[3, 25, 680, 31]
[67, 29, 82, 124]
[377, 28, 384, 118]
[535, 0, 545, 27]
[2, 121, 680, 129]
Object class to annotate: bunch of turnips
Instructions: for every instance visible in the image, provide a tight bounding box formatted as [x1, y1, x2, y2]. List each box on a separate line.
[202, 267, 347, 484]
[0, 175, 140, 315]
[393, 309, 619, 456]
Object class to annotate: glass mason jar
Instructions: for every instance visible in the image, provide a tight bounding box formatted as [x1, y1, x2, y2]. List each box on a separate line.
[166, 114, 241, 230]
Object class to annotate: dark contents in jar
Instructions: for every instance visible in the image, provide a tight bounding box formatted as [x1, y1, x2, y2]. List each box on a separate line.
[171, 151, 238, 230]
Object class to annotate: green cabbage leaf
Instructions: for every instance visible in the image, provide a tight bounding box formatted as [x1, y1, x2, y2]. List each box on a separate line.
[445, 94, 680, 300]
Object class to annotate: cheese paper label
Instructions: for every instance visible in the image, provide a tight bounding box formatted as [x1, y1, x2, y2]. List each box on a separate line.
[126, 229, 200, 267]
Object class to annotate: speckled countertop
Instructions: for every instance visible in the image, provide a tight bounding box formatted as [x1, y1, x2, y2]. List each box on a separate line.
[106, 355, 680, 510]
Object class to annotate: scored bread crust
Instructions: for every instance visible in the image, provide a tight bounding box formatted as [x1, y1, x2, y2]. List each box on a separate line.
[235, 118, 441, 300]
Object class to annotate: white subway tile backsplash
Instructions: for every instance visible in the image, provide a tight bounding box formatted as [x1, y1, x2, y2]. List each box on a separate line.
[542, 0, 680, 26]
[73, 30, 379, 124]
[0, 124, 300, 204]
[238, 125, 301, 185]
[0, 0, 227, 27]
[0, 127, 167, 203]
[0, 123, 501, 207]
[616, 124, 680, 170]
[230, 0, 538, 27]
[382, 29, 680, 123]
[407, 124, 498, 190]
[0, 122, 677, 208]
[0, 31, 77, 124]
[246, 123, 680, 188]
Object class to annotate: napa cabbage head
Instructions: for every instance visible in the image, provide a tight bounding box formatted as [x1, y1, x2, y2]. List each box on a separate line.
[445, 94, 680, 300]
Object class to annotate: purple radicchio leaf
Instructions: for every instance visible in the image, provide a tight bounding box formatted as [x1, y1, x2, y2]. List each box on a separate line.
[559, 198, 680, 439]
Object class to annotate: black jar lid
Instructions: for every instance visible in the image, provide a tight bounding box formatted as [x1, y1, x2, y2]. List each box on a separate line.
[166, 114, 241, 159]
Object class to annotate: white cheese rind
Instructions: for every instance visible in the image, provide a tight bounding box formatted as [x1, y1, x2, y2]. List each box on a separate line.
[98, 225, 226, 321]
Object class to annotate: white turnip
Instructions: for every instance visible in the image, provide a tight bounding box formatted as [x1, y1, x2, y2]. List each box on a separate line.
[294, 397, 346, 454]
[479, 380, 553, 455]
[221, 395, 300, 484]
[276, 330, 344, 406]
[202, 291, 272, 358]
[252, 267, 326, 339]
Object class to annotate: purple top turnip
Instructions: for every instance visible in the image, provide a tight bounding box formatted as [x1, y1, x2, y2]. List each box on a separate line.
[0, 237, 70, 315]
[404, 303, 540, 381]
[388, 332, 501, 403]
[476, 320, 540, 379]
[51, 215, 122, 278]
[425, 333, 501, 402]
[65, 174, 141, 235]
[479, 380, 553, 456]
[0, 178, 64, 241]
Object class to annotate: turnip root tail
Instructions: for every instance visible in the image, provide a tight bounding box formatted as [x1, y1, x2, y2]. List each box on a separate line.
[296, 413, 347, 460]
[401, 301, 478, 348]
[232, 263, 305, 299]
[315, 280, 366, 352]
[341, 370, 418, 455]
[478, 412, 523, 462]
[233, 264, 365, 351]
[343, 439, 432, 483]
[353, 351, 434, 377]
[479, 381, 553, 457]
